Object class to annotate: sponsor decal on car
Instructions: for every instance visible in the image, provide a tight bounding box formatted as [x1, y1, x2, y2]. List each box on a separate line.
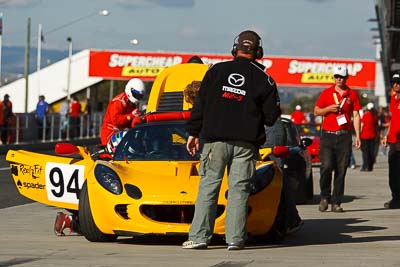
[11, 164, 43, 179]
[16, 179, 46, 190]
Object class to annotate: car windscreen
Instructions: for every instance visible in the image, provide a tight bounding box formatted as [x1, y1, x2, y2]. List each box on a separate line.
[113, 121, 199, 161]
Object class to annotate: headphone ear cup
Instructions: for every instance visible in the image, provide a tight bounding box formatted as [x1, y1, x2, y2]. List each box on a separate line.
[231, 44, 237, 57]
[256, 46, 263, 59]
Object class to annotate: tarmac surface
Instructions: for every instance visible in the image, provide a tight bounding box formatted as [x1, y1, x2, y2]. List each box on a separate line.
[1, 148, 400, 267]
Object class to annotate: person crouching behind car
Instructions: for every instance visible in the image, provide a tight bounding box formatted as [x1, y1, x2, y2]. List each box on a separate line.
[54, 130, 128, 236]
[183, 80, 202, 106]
[100, 78, 145, 146]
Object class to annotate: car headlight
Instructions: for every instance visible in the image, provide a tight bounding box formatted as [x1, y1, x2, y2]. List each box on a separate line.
[249, 163, 275, 195]
[94, 164, 122, 195]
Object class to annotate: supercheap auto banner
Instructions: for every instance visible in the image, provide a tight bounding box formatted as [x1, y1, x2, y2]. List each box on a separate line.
[88, 50, 376, 89]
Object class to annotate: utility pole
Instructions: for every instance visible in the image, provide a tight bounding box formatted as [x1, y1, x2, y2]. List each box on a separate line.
[24, 17, 31, 113]
[66, 36, 72, 100]
[37, 23, 42, 97]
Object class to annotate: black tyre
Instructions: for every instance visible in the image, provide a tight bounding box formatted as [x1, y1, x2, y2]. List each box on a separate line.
[79, 181, 117, 242]
[262, 188, 287, 244]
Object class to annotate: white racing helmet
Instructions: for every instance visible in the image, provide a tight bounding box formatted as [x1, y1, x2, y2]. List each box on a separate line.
[125, 78, 145, 104]
[106, 130, 128, 155]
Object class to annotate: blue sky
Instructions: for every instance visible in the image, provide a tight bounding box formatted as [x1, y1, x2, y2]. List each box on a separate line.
[0, 0, 377, 59]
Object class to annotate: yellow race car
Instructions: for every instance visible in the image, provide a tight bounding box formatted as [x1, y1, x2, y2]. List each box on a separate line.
[6, 112, 288, 243]
[6, 62, 289, 243]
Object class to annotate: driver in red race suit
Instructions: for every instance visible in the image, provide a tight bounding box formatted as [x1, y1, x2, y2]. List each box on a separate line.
[100, 78, 145, 146]
[54, 78, 145, 236]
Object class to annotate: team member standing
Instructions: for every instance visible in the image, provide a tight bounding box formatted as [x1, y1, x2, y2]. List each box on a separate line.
[183, 80, 202, 105]
[183, 30, 280, 250]
[100, 78, 145, 145]
[69, 96, 81, 139]
[291, 105, 307, 125]
[35, 95, 50, 140]
[314, 65, 361, 212]
[0, 94, 13, 144]
[381, 73, 400, 209]
[360, 102, 379, 171]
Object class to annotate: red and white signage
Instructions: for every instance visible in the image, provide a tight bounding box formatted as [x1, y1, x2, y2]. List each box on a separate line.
[89, 50, 376, 89]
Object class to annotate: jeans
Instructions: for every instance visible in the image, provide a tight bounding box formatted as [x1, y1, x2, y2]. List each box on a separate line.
[188, 141, 256, 244]
[388, 145, 400, 201]
[361, 138, 377, 171]
[0, 122, 9, 144]
[348, 151, 356, 167]
[319, 132, 352, 205]
[36, 116, 49, 140]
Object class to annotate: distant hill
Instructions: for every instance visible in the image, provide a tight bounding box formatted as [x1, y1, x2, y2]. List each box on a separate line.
[1, 46, 71, 84]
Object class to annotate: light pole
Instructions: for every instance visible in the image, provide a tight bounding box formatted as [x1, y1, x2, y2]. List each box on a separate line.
[44, 10, 110, 36]
[24, 17, 31, 113]
[66, 37, 72, 100]
[108, 38, 140, 102]
[130, 39, 139, 45]
[37, 23, 42, 96]
[36, 9, 110, 98]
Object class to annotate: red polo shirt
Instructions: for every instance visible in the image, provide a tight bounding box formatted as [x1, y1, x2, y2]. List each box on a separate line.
[291, 110, 306, 125]
[315, 85, 361, 131]
[388, 93, 400, 143]
[70, 100, 81, 117]
[360, 110, 378, 139]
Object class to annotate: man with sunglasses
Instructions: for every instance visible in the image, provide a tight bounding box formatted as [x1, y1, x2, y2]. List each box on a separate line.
[100, 78, 145, 146]
[314, 65, 361, 212]
[381, 73, 400, 209]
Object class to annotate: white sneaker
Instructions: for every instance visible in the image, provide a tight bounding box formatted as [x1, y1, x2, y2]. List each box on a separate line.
[227, 241, 245, 250]
[182, 240, 208, 249]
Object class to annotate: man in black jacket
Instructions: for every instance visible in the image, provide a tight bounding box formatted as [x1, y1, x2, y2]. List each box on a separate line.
[183, 30, 280, 250]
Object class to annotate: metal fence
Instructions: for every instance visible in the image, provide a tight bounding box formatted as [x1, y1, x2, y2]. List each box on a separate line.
[3, 112, 104, 144]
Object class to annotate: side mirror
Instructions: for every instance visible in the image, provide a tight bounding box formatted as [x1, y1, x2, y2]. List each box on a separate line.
[301, 137, 312, 147]
[55, 143, 79, 155]
[273, 146, 289, 158]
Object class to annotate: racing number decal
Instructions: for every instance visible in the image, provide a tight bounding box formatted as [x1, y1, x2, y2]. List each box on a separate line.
[45, 163, 85, 204]
[49, 167, 80, 198]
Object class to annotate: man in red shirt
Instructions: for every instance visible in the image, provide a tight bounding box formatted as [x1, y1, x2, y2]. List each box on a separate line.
[381, 73, 400, 209]
[314, 65, 361, 212]
[291, 105, 307, 125]
[100, 78, 145, 145]
[69, 96, 81, 139]
[360, 102, 378, 171]
[0, 94, 13, 144]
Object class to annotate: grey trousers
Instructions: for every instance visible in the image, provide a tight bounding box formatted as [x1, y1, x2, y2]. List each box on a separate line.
[188, 141, 257, 244]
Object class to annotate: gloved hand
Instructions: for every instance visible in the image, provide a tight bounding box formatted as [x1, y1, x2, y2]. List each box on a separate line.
[132, 108, 141, 118]
[131, 115, 143, 128]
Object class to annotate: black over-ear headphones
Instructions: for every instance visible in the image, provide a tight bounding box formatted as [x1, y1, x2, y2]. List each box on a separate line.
[231, 30, 264, 59]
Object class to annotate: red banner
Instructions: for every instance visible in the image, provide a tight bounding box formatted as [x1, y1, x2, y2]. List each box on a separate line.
[89, 50, 376, 89]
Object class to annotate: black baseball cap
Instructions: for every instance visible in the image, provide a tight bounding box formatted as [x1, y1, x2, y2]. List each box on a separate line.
[392, 73, 400, 83]
[236, 30, 260, 52]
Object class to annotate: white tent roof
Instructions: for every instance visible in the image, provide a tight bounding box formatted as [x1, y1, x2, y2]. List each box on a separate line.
[0, 49, 103, 113]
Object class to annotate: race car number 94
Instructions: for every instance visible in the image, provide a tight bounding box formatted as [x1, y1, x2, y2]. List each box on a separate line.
[45, 162, 85, 204]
